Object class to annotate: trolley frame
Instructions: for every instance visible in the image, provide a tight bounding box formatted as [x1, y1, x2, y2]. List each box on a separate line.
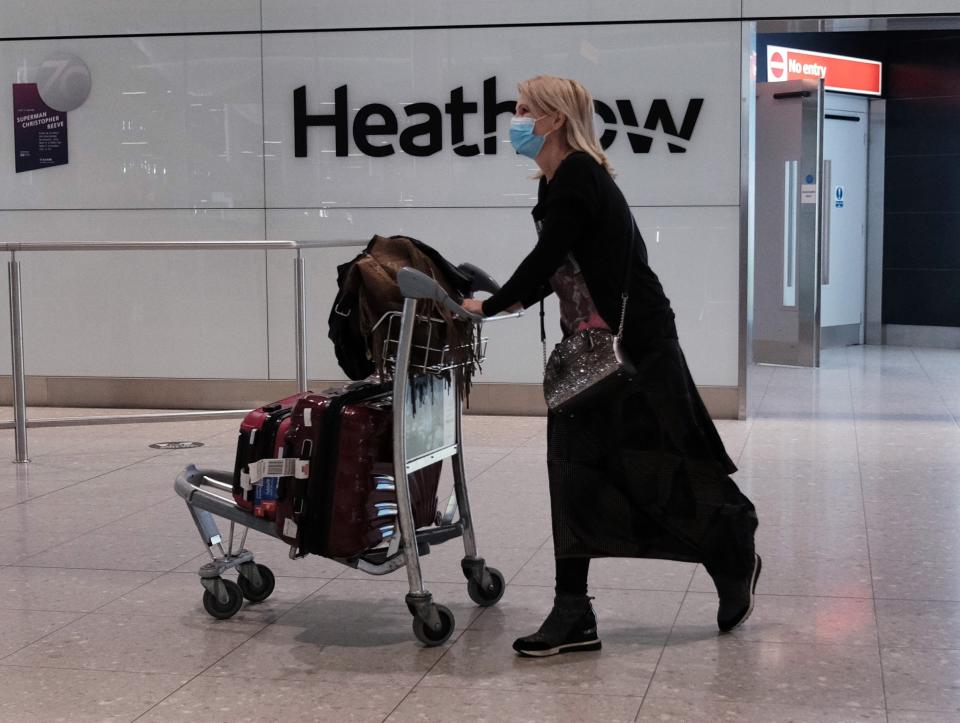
[175, 264, 520, 644]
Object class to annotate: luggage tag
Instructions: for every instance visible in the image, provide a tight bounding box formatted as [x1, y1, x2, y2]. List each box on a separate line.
[246, 457, 310, 488]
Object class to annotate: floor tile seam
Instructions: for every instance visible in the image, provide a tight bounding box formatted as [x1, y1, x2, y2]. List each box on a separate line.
[378, 599, 514, 720]
[267, 573, 342, 580]
[128, 554, 297, 719]
[911, 347, 960, 431]
[0, 604, 100, 666]
[638, 694, 889, 717]
[13, 491, 204, 564]
[873, 595, 960, 603]
[885, 705, 960, 715]
[325, 575, 521, 585]
[453, 535, 557, 681]
[506, 582, 697, 594]
[0, 602, 144, 615]
[674, 638, 883, 649]
[878, 644, 960, 653]
[757, 363, 777, 402]
[5, 455, 167, 508]
[848, 349, 891, 716]
[686, 590, 877, 601]
[248, 577, 338, 626]
[79, 569, 174, 620]
[637, 575, 690, 721]
[499, 524, 555, 589]
[661, 633, 894, 651]
[0, 604, 268, 633]
[11, 484, 172, 528]
[497, 555, 547, 592]
[10, 563, 203, 574]
[0, 662, 190, 679]
[134, 619, 274, 722]
[408, 678, 647, 699]
[462, 542, 550, 633]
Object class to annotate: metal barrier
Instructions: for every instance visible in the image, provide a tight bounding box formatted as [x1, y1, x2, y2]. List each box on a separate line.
[0, 240, 364, 463]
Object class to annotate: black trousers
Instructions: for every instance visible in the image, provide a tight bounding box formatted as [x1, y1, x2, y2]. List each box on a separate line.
[555, 557, 591, 596]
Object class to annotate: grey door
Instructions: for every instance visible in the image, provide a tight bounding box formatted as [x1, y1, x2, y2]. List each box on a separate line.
[821, 93, 869, 347]
[753, 79, 824, 367]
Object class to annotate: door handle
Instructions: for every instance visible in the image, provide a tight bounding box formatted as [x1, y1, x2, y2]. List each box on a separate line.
[782, 159, 798, 307]
[821, 159, 832, 286]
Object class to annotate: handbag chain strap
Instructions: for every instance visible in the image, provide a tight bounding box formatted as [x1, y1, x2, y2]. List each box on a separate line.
[617, 215, 637, 340]
[540, 300, 548, 371]
[539, 214, 637, 366]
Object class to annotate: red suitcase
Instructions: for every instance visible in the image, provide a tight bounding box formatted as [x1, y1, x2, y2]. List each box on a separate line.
[279, 384, 442, 559]
[232, 392, 310, 516]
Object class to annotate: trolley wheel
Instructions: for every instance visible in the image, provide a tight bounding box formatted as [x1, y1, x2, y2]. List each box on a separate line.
[202, 579, 243, 620]
[467, 567, 506, 607]
[412, 604, 455, 647]
[237, 564, 276, 603]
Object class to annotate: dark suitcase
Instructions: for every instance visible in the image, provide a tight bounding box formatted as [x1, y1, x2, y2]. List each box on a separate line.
[232, 392, 311, 517]
[280, 384, 442, 558]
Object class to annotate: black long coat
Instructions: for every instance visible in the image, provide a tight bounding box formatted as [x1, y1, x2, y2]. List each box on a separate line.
[483, 152, 757, 576]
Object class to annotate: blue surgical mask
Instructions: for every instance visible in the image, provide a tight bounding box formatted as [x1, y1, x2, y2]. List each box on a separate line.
[509, 116, 547, 159]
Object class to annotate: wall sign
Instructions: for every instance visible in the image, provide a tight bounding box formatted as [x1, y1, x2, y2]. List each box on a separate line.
[766, 45, 882, 96]
[12, 83, 68, 173]
[262, 23, 742, 208]
[12, 53, 91, 174]
[36, 52, 92, 112]
[834, 185, 845, 208]
[293, 76, 705, 158]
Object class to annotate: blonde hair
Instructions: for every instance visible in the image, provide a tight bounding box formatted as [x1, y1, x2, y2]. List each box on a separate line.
[518, 75, 614, 177]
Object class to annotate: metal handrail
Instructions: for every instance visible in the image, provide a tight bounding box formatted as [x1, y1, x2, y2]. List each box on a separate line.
[0, 240, 355, 252]
[4, 239, 366, 463]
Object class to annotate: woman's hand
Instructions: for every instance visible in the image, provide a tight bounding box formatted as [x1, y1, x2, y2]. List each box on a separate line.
[461, 298, 485, 317]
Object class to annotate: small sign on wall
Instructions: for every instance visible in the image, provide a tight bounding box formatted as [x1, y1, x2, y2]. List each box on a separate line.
[12, 83, 68, 173]
[11, 53, 91, 174]
[834, 185, 845, 208]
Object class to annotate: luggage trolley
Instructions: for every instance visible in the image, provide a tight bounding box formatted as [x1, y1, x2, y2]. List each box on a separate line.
[174, 264, 520, 646]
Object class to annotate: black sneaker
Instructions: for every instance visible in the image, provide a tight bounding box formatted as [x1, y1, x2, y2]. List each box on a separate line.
[715, 553, 762, 633]
[512, 594, 602, 657]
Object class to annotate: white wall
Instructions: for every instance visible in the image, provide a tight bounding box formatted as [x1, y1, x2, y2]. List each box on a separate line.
[0, 2, 261, 36]
[0, 11, 748, 390]
[3, 0, 953, 39]
[10, 3, 951, 391]
[741, 1, 960, 17]
[260, 1, 742, 28]
[3, 3, 955, 394]
[1, 35, 265, 210]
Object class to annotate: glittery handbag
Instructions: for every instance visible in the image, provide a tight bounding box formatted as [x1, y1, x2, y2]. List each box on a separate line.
[543, 307, 636, 414]
[539, 219, 638, 414]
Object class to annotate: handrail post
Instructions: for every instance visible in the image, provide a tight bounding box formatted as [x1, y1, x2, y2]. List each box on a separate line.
[294, 249, 308, 392]
[8, 252, 29, 462]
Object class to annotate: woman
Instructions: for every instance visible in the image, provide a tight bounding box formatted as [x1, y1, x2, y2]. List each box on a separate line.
[462, 76, 760, 658]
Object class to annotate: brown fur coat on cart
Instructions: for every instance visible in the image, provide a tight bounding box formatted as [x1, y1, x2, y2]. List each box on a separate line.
[329, 234, 481, 402]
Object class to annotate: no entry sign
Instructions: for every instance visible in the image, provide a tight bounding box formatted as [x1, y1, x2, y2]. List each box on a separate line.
[766, 45, 882, 96]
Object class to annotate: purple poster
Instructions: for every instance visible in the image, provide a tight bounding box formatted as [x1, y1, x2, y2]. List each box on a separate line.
[12, 83, 68, 173]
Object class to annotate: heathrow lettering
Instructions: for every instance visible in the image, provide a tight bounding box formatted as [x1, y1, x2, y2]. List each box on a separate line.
[294, 77, 703, 158]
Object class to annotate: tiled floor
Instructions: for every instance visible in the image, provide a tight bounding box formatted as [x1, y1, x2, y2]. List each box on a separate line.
[1, 345, 959, 722]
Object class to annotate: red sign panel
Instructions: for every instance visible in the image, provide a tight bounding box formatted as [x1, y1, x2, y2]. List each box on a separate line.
[766, 45, 882, 96]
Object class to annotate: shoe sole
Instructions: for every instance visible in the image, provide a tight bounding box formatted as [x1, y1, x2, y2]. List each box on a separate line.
[722, 553, 762, 634]
[515, 639, 602, 658]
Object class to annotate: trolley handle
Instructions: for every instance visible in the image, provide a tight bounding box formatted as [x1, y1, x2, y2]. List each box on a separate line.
[397, 267, 484, 322]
